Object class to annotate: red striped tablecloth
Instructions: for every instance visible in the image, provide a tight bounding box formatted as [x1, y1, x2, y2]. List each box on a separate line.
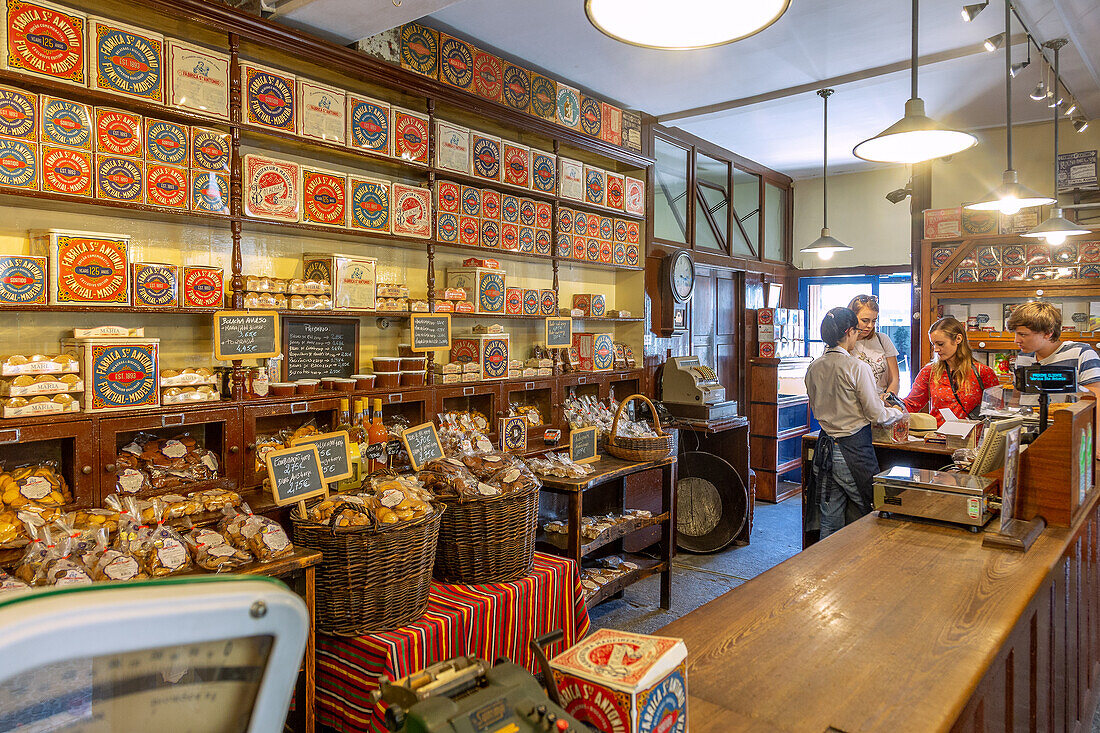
[316, 552, 590, 733]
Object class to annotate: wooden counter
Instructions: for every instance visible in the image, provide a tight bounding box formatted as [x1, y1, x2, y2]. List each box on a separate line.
[657, 487, 1100, 732]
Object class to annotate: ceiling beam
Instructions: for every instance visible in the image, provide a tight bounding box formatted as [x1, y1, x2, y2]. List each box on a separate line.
[657, 34, 1030, 124]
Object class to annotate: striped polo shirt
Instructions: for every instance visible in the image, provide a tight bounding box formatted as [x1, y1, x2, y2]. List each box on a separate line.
[1014, 340, 1100, 403]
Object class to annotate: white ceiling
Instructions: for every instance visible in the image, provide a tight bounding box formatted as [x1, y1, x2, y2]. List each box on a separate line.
[271, 0, 1100, 179]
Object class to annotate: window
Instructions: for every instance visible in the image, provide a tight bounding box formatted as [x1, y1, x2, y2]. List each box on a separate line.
[654, 137, 689, 243]
[732, 167, 759, 258]
[763, 182, 786, 262]
[694, 153, 729, 252]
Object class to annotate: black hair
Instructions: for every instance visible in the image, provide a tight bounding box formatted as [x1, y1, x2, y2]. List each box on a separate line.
[820, 307, 858, 347]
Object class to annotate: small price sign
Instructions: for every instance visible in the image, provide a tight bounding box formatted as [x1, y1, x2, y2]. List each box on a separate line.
[292, 430, 353, 483]
[410, 313, 452, 351]
[214, 310, 280, 361]
[266, 443, 328, 508]
[401, 422, 445, 471]
[545, 317, 572, 348]
[569, 426, 599, 464]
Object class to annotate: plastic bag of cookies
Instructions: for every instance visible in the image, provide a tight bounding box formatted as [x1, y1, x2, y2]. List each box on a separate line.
[0, 568, 28, 593]
[417, 457, 480, 500]
[219, 503, 293, 562]
[0, 461, 70, 508]
[184, 525, 252, 572]
[190, 488, 241, 512]
[129, 497, 192, 577]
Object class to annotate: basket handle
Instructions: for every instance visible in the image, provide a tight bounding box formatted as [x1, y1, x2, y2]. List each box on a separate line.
[610, 393, 667, 440]
[329, 501, 378, 534]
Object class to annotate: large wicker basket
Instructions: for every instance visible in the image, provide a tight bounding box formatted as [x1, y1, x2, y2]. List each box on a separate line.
[291, 501, 443, 636]
[605, 394, 675, 462]
[434, 481, 539, 584]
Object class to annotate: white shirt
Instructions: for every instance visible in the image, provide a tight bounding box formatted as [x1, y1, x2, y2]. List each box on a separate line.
[852, 332, 899, 392]
[806, 347, 905, 438]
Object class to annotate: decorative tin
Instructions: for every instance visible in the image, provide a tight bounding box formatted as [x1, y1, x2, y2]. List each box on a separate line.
[0, 255, 45, 304]
[556, 83, 581, 130]
[614, 219, 628, 242]
[243, 154, 299, 222]
[133, 262, 177, 307]
[1054, 266, 1077, 280]
[923, 207, 962, 239]
[451, 334, 509, 381]
[599, 216, 613, 241]
[93, 108, 139, 158]
[503, 141, 530, 188]
[556, 233, 571, 258]
[1080, 242, 1100, 263]
[73, 338, 160, 411]
[1080, 264, 1100, 279]
[347, 94, 389, 155]
[624, 176, 645, 216]
[529, 73, 556, 121]
[536, 202, 552, 230]
[480, 219, 500, 249]
[531, 149, 556, 194]
[144, 163, 187, 209]
[144, 118, 188, 165]
[1000, 244, 1025, 266]
[446, 267, 505, 314]
[930, 246, 951, 269]
[573, 211, 588, 236]
[391, 182, 431, 238]
[461, 185, 481, 217]
[586, 238, 600, 262]
[559, 158, 584, 201]
[41, 96, 90, 150]
[296, 78, 345, 144]
[1053, 242, 1078, 264]
[181, 265, 223, 307]
[572, 333, 614, 371]
[600, 102, 623, 147]
[190, 127, 229, 172]
[587, 213, 600, 239]
[572, 236, 585, 260]
[190, 171, 228, 215]
[540, 289, 557, 316]
[399, 22, 437, 77]
[459, 215, 480, 246]
[32, 229, 129, 305]
[40, 144, 90, 195]
[0, 85, 36, 140]
[392, 107, 429, 164]
[585, 165, 606, 207]
[0, 137, 36, 189]
[505, 287, 522, 315]
[166, 39, 230, 119]
[519, 198, 536, 227]
[439, 33, 474, 90]
[626, 243, 640, 267]
[961, 209, 997, 235]
[90, 18, 163, 103]
[500, 222, 518, 251]
[501, 63, 530, 112]
[481, 188, 500, 221]
[471, 131, 501, 181]
[436, 180, 460, 214]
[626, 221, 640, 245]
[3, 0, 86, 85]
[953, 268, 977, 283]
[501, 194, 519, 224]
[558, 207, 573, 233]
[242, 61, 295, 132]
[437, 212, 459, 242]
[1025, 244, 1050, 265]
[535, 229, 551, 256]
[472, 50, 502, 102]
[435, 119, 469, 174]
[301, 167, 347, 228]
[95, 155, 142, 202]
[614, 241, 626, 265]
[518, 226, 535, 253]
[522, 289, 539, 316]
[348, 176, 390, 233]
[599, 241, 613, 263]
[606, 172, 625, 210]
[580, 95, 602, 138]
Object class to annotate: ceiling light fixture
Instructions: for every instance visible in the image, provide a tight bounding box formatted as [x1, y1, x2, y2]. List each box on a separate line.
[1024, 40, 1089, 246]
[1073, 117, 1089, 133]
[1047, 95, 1063, 108]
[584, 0, 790, 50]
[967, 1, 1055, 216]
[1030, 77, 1047, 100]
[1064, 101, 1077, 116]
[852, 0, 977, 164]
[961, 1, 988, 22]
[886, 185, 913, 204]
[801, 89, 852, 261]
[1010, 60, 1030, 77]
[984, 32, 1006, 52]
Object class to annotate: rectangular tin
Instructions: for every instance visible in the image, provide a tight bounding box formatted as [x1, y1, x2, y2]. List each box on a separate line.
[458, 215, 480, 246]
[0, 255, 46, 305]
[347, 94, 390, 155]
[480, 219, 500, 249]
[460, 185, 481, 217]
[470, 130, 501, 182]
[437, 212, 458, 242]
[502, 140, 530, 188]
[144, 117, 188, 165]
[481, 188, 501, 222]
[518, 225, 535, 253]
[63, 336, 159, 412]
[297, 77, 345, 145]
[40, 144, 91, 196]
[539, 289, 557, 316]
[559, 157, 584, 201]
[624, 176, 645, 216]
[180, 265, 223, 308]
[600, 102, 623, 147]
[572, 236, 586, 260]
[32, 228, 130, 305]
[436, 179, 460, 214]
[529, 72, 556, 122]
[0, 137, 37, 190]
[190, 126, 229, 172]
[500, 222, 518, 251]
[0, 85, 37, 141]
[242, 153, 299, 222]
[519, 197, 536, 227]
[391, 181, 431, 238]
[398, 22, 438, 77]
[446, 267, 506, 314]
[923, 207, 962, 239]
[1, 0, 86, 86]
[191, 170, 228, 214]
[501, 193, 519, 224]
[144, 163, 188, 210]
[536, 201, 552, 230]
[94, 107, 140, 158]
[535, 229, 552, 256]
[435, 118, 469, 174]
[580, 95, 602, 139]
[572, 332, 615, 371]
[302, 253, 376, 310]
[241, 60, 295, 133]
[531, 148, 555, 194]
[89, 17, 163, 103]
[449, 334, 509, 381]
[95, 155, 143, 203]
[606, 172, 625, 211]
[392, 107, 429, 165]
[501, 62, 530, 113]
[348, 175, 390, 233]
[132, 262, 178, 308]
[626, 220, 640, 244]
[505, 287, 522, 315]
[522, 289, 539, 316]
[166, 38, 230, 119]
[40, 96, 91, 150]
[556, 82, 581, 130]
[613, 241, 626, 265]
[584, 165, 606, 207]
[301, 166, 347, 228]
[438, 33, 475, 91]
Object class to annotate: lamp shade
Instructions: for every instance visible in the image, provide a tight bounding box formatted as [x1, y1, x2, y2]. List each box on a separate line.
[584, 0, 790, 50]
[853, 98, 977, 164]
[799, 228, 852, 260]
[965, 169, 1056, 215]
[1021, 208, 1090, 245]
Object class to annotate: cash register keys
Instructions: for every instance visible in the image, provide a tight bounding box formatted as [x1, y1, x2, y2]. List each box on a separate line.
[661, 355, 739, 421]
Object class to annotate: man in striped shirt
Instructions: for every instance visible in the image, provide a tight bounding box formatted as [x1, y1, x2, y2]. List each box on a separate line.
[1008, 301, 1100, 405]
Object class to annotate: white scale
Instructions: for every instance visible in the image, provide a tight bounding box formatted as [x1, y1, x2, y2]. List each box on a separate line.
[0, 576, 309, 733]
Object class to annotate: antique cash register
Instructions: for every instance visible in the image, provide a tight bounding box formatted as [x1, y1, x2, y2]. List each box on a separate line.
[661, 355, 739, 421]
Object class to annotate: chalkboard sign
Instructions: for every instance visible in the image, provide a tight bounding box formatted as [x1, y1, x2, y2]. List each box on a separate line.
[401, 422, 444, 471]
[570, 426, 599, 464]
[282, 317, 360, 381]
[266, 444, 328, 506]
[292, 430, 353, 483]
[214, 310, 280, 361]
[545, 317, 572, 348]
[411, 313, 452, 351]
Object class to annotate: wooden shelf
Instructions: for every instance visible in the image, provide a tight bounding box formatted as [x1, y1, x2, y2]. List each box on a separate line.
[583, 556, 668, 608]
[560, 197, 646, 222]
[0, 188, 233, 229]
[541, 511, 670, 557]
[969, 332, 1100, 350]
[0, 304, 220, 315]
[433, 169, 557, 203]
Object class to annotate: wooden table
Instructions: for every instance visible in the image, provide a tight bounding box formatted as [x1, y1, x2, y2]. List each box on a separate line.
[657, 487, 1100, 732]
[538, 455, 677, 609]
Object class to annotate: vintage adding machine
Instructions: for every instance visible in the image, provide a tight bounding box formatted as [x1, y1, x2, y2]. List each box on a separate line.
[873, 466, 1000, 531]
[661, 355, 739, 420]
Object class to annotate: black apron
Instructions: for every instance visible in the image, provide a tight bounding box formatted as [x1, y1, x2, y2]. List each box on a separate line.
[805, 424, 881, 535]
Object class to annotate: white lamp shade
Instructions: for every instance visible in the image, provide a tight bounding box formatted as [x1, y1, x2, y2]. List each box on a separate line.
[965, 170, 1056, 214]
[1021, 209, 1090, 244]
[799, 228, 852, 258]
[853, 99, 977, 164]
[585, 0, 790, 50]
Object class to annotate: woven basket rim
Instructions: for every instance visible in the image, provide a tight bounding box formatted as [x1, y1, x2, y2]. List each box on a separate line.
[433, 480, 540, 505]
[290, 501, 446, 533]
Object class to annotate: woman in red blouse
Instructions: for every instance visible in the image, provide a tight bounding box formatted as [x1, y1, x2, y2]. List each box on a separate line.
[903, 317, 1001, 425]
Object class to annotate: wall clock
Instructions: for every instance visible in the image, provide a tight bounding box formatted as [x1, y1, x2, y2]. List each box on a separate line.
[666, 249, 695, 303]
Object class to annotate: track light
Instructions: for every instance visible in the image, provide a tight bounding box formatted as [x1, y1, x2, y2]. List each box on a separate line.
[1010, 60, 1030, 77]
[1064, 102, 1077, 116]
[961, 1, 988, 21]
[984, 32, 1005, 52]
[886, 186, 912, 204]
[1030, 80, 1047, 100]
[1074, 118, 1089, 133]
[1047, 96, 1063, 108]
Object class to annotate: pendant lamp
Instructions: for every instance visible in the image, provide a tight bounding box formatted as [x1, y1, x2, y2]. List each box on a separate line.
[584, 0, 790, 51]
[966, 0, 1055, 214]
[800, 89, 852, 260]
[1022, 40, 1089, 246]
[852, 0, 977, 164]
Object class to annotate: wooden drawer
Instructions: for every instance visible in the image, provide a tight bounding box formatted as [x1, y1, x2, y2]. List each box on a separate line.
[242, 398, 343, 489]
[0, 417, 97, 507]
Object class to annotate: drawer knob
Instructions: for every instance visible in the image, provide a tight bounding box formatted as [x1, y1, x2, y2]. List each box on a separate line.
[229, 446, 240, 454]
[247, 443, 256, 451]
[81, 465, 92, 475]
[105, 463, 116, 473]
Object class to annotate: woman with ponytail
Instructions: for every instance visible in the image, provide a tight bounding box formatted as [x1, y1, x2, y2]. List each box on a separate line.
[806, 307, 905, 538]
[903, 317, 1000, 425]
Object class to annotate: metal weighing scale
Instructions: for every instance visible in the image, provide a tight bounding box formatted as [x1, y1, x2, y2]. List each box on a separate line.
[873, 466, 999, 531]
[0, 576, 309, 733]
[660, 356, 739, 421]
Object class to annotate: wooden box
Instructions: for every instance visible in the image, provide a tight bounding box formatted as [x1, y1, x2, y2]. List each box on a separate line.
[450, 334, 510, 381]
[32, 228, 129, 306]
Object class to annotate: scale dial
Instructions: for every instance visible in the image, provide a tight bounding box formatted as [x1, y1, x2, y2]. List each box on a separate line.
[668, 250, 695, 303]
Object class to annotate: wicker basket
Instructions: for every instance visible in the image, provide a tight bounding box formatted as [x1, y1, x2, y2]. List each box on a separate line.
[605, 394, 675, 462]
[291, 501, 443, 636]
[434, 481, 539, 584]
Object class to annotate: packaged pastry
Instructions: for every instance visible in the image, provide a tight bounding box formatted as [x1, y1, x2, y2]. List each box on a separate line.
[159, 493, 203, 519]
[486, 464, 540, 494]
[14, 520, 51, 585]
[459, 451, 521, 480]
[305, 495, 374, 528]
[1, 462, 70, 508]
[40, 535, 93, 587]
[0, 508, 21, 547]
[130, 498, 192, 577]
[184, 525, 252, 572]
[417, 457, 480, 500]
[191, 488, 241, 512]
[219, 503, 293, 562]
[1, 352, 80, 376]
[367, 476, 433, 523]
[0, 569, 29, 593]
[66, 507, 120, 534]
[89, 538, 146, 581]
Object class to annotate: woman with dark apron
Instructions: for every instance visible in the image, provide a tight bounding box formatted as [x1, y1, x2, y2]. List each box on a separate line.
[806, 308, 905, 539]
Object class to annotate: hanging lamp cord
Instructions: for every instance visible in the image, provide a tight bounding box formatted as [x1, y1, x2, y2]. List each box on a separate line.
[1004, 0, 1012, 171]
[818, 88, 832, 229]
[911, 0, 918, 100]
